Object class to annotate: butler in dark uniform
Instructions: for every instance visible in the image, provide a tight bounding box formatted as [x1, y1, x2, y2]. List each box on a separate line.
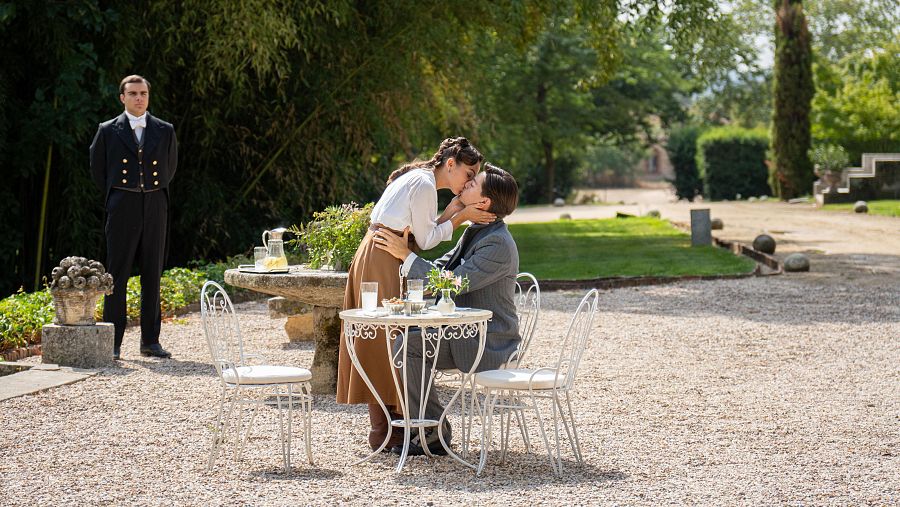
[90, 75, 176, 360]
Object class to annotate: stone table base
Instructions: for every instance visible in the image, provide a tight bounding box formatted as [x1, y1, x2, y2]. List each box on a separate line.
[310, 306, 340, 395]
[42, 323, 114, 369]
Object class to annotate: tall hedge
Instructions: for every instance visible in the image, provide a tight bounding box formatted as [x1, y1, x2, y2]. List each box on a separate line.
[697, 127, 771, 200]
[667, 125, 704, 201]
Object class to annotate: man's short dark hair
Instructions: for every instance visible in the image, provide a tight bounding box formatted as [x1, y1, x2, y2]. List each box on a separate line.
[119, 75, 151, 94]
[481, 163, 518, 219]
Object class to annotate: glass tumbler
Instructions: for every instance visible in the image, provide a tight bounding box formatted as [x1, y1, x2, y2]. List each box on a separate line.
[407, 279, 424, 302]
[254, 247, 268, 271]
[360, 282, 378, 311]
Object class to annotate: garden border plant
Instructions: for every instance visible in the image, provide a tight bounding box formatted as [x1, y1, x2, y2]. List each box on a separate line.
[0, 255, 259, 355]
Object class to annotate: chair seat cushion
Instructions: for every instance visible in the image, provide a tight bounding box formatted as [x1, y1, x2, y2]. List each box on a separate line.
[222, 365, 312, 385]
[474, 368, 564, 390]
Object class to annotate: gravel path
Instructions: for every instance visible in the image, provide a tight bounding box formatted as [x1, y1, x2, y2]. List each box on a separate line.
[2, 272, 898, 505]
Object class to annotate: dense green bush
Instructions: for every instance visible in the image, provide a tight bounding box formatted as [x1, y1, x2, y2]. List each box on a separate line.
[0, 288, 53, 350]
[667, 126, 705, 201]
[289, 203, 373, 271]
[697, 127, 771, 200]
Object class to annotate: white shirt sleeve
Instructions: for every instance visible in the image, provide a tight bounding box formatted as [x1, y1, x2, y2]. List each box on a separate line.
[400, 252, 419, 276]
[408, 176, 453, 250]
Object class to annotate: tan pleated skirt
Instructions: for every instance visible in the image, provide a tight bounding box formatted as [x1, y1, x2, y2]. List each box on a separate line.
[336, 227, 415, 408]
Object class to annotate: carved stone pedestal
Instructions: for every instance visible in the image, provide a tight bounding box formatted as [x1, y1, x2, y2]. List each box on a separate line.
[310, 306, 340, 395]
[42, 322, 114, 369]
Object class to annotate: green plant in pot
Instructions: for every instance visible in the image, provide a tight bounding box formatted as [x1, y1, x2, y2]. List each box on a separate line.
[289, 202, 373, 271]
[810, 144, 849, 194]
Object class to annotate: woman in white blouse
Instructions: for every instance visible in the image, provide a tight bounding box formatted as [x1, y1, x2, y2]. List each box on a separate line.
[336, 137, 495, 451]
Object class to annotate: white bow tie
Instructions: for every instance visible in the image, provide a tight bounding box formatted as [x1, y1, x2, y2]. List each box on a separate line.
[129, 117, 146, 129]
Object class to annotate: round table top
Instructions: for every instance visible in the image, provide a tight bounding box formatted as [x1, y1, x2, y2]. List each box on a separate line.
[340, 307, 492, 326]
[224, 265, 347, 307]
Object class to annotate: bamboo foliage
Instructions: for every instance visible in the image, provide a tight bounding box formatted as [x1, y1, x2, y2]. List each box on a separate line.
[1, 0, 734, 296]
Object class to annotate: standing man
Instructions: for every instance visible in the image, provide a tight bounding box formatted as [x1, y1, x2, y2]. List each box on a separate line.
[90, 75, 176, 360]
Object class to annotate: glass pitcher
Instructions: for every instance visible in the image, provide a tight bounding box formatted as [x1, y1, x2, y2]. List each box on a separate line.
[262, 227, 289, 249]
[262, 239, 288, 270]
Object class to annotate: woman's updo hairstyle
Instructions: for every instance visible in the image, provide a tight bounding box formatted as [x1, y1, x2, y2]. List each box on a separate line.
[386, 137, 484, 185]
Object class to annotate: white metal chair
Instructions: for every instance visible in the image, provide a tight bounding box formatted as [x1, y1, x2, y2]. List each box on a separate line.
[488, 272, 541, 455]
[439, 273, 541, 458]
[200, 281, 313, 474]
[475, 288, 599, 475]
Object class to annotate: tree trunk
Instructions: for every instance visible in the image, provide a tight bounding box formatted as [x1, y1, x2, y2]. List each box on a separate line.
[535, 81, 555, 203]
[543, 140, 555, 203]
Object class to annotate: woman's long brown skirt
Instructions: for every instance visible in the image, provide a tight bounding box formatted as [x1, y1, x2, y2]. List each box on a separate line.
[336, 227, 413, 448]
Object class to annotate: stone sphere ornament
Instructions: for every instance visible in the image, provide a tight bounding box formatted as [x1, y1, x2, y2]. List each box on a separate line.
[752, 234, 776, 254]
[711, 218, 724, 230]
[853, 201, 868, 213]
[48, 256, 114, 325]
[783, 253, 810, 272]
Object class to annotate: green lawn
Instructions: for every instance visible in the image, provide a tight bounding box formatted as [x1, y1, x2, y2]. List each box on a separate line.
[421, 217, 756, 280]
[822, 199, 900, 217]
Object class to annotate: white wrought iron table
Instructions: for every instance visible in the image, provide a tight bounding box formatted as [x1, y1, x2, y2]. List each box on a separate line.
[339, 307, 492, 472]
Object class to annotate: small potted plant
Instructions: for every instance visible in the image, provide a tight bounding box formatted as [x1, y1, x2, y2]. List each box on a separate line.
[810, 144, 849, 194]
[48, 256, 114, 325]
[289, 202, 373, 271]
[426, 267, 469, 315]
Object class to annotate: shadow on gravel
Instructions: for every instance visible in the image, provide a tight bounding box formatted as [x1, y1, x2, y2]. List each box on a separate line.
[249, 467, 345, 481]
[392, 450, 626, 489]
[128, 357, 218, 377]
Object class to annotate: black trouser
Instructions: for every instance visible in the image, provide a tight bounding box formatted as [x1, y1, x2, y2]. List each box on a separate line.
[103, 189, 168, 348]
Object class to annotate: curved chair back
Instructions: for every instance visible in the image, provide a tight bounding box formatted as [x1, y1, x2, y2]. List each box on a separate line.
[556, 289, 599, 390]
[507, 273, 541, 368]
[200, 281, 246, 378]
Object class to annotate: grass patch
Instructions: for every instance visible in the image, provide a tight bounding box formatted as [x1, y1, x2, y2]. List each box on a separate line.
[822, 199, 900, 217]
[421, 217, 756, 280]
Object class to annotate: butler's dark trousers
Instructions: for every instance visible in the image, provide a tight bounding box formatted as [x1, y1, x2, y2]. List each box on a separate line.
[103, 189, 168, 348]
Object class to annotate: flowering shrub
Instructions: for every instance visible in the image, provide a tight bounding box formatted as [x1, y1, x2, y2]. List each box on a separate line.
[425, 267, 469, 296]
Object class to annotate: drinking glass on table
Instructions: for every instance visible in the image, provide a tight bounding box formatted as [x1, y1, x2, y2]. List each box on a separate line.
[254, 247, 268, 271]
[407, 279, 424, 302]
[360, 282, 378, 311]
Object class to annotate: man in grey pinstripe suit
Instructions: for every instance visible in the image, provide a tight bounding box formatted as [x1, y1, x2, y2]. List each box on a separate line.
[373, 164, 520, 455]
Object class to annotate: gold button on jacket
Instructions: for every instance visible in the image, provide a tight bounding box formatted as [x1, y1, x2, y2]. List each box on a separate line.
[122, 158, 128, 163]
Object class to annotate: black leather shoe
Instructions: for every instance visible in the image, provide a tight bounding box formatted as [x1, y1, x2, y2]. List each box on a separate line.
[140, 344, 172, 358]
[113, 348, 121, 360]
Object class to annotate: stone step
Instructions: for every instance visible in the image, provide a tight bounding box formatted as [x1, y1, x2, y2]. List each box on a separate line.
[0, 364, 97, 402]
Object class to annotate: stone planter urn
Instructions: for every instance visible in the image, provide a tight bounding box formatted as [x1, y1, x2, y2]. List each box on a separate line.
[42, 256, 115, 368]
[52, 289, 105, 326]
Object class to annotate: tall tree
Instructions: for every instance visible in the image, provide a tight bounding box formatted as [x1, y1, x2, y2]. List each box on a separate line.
[772, 0, 814, 198]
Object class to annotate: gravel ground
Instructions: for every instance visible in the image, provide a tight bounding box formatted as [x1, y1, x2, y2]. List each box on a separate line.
[2, 273, 898, 506]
